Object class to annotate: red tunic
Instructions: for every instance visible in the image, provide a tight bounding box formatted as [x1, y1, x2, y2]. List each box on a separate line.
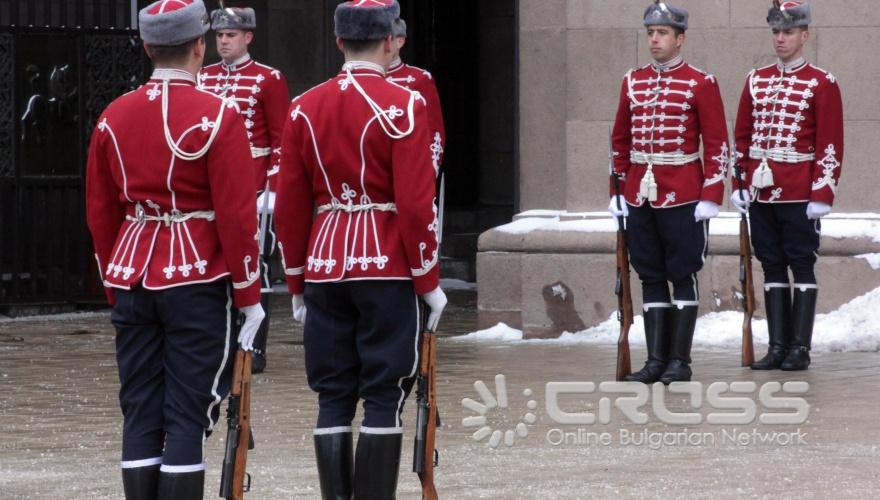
[611, 59, 730, 208]
[198, 55, 290, 191]
[86, 69, 262, 308]
[274, 61, 440, 295]
[387, 59, 446, 174]
[733, 60, 844, 204]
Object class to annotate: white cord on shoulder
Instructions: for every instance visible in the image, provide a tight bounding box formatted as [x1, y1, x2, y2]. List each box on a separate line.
[344, 66, 415, 140]
[161, 79, 226, 161]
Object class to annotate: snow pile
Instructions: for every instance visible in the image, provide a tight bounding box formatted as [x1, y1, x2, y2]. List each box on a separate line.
[856, 253, 880, 270]
[456, 287, 880, 352]
[460, 323, 524, 342]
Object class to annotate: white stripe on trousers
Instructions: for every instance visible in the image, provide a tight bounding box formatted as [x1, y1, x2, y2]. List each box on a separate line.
[394, 293, 421, 429]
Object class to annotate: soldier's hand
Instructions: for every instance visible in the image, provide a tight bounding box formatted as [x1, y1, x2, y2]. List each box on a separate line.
[806, 202, 831, 220]
[292, 294, 307, 324]
[694, 201, 719, 221]
[238, 303, 266, 351]
[421, 287, 448, 333]
[730, 190, 750, 215]
[608, 195, 629, 217]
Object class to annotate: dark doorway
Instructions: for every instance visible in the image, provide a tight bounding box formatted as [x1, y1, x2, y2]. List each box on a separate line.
[277, 0, 518, 281]
[398, 1, 517, 281]
[253, 0, 517, 282]
[0, 1, 149, 313]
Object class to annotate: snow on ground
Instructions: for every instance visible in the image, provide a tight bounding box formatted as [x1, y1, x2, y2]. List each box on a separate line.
[0, 310, 111, 323]
[457, 286, 880, 352]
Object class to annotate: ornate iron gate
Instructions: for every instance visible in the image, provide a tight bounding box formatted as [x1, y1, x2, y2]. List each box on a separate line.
[0, 1, 148, 309]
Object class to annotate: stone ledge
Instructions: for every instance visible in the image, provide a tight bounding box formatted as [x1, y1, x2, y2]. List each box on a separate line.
[479, 212, 880, 257]
[477, 211, 880, 338]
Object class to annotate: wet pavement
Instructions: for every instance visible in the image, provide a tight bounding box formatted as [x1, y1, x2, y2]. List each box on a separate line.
[1, 289, 879, 499]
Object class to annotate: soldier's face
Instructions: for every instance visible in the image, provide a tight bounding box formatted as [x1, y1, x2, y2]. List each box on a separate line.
[772, 27, 809, 62]
[646, 26, 684, 63]
[216, 29, 253, 62]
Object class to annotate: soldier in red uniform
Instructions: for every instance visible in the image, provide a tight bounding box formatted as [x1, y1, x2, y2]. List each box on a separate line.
[732, 1, 843, 371]
[198, 6, 291, 373]
[274, 1, 447, 498]
[388, 18, 446, 176]
[610, 1, 729, 384]
[86, 1, 264, 498]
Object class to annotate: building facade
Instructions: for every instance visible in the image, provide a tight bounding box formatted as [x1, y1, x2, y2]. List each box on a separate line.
[478, 0, 880, 337]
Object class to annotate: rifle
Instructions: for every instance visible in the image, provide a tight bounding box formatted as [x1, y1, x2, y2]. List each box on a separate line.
[610, 132, 633, 382]
[735, 164, 756, 367]
[413, 302, 439, 500]
[219, 349, 254, 500]
[413, 174, 444, 500]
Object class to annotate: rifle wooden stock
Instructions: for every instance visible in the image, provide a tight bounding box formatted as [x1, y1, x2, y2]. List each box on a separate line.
[219, 349, 253, 500]
[736, 165, 756, 367]
[739, 208, 756, 367]
[615, 224, 634, 381]
[413, 329, 439, 500]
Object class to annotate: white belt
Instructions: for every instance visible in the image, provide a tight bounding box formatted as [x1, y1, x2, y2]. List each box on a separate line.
[630, 151, 700, 166]
[126, 204, 216, 227]
[251, 147, 271, 159]
[749, 146, 815, 163]
[316, 202, 397, 214]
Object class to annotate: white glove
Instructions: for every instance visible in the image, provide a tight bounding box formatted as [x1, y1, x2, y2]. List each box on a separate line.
[730, 189, 750, 215]
[421, 287, 448, 332]
[292, 294, 307, 324]
[237, 303, 266, 351]
[608, 195, 629, 217]
[257, 191, 276, 215]
[806, 201, 831, 220]
[694, 201, 720, 222]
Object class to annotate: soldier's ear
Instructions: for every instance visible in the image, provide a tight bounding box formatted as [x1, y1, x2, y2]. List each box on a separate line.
[336, 37, 345, 55]
[244, 31, 254, 45]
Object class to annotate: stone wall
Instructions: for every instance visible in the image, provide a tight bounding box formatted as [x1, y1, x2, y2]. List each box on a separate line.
[478, 0, 880, 337]
[519, 0, 880, 212]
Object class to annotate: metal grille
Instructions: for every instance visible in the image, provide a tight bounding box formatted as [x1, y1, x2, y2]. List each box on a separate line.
[0, 0, 147, 308]
[0, 33, 12, 177]
[0, 0, 139, 31]
[85, 35, 145, 131]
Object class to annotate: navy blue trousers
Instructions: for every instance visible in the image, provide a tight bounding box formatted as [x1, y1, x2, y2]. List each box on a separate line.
[749, 202, 820, 285]
[625, 202, 708, 305]
[111, 281, 236, 468]
[304, 281, 420, 433]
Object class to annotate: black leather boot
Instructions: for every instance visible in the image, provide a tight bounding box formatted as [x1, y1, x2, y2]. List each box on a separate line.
[251, 293, 271, 374]
[156, 470, 204, 500]
[122, 464, 160, 500]
[353, 433, 402, 500]
[782, 286, 817, 371]
[751, 284, 791, 370]
[624, 306, 670, 383]
[315, 432, 353, 500]
[659, 305, 698, 384]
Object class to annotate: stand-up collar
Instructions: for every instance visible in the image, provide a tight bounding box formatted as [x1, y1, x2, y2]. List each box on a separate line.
[388, 58, 404, 73]
[777, 56, 807, 74]
[222, 53, 253, 72]
[150, 68, 196, 85]
[652, 54, 684, 73]
[341, 60, 386, 77]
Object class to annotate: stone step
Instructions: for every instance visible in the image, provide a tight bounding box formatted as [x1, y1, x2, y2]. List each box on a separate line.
[441, 256, 475, 283]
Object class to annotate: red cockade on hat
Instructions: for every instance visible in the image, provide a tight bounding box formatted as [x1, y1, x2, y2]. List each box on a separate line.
[148, 0, 194, 15]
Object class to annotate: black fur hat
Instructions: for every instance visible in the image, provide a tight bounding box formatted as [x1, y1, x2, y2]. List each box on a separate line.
[334, 0, 400, 40]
